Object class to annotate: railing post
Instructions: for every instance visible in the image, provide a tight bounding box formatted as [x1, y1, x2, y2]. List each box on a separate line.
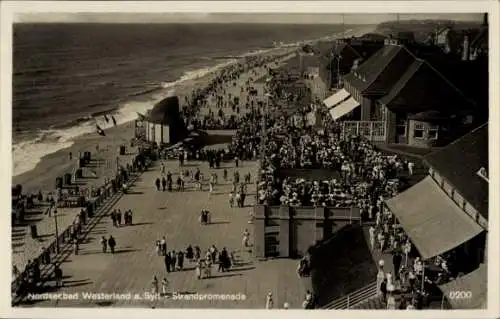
[347, 295, 350, 309]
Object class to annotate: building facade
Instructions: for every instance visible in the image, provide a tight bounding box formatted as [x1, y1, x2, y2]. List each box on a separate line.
[385, 124, 488, 308]
[253, 205, 361, 258]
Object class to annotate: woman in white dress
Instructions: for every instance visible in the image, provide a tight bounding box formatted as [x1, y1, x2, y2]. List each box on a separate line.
[195, 260, 202, 280]
[151, 276, 159, 294]
[161, 277, 169, 296]
[386, 284, 396, 309]
[265, 292, 274, 309]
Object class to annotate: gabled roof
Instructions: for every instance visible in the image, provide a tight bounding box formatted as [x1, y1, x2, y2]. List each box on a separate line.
[379, 59, 475, 114]
[408, 110, 449, 121]
[343, 45, 415, 95]
[332, 43, 362, 71]
[148, 96, 181, 124]
[424, 123, 488, 219]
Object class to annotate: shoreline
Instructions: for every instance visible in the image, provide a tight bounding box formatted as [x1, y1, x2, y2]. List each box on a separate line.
[11, 25, 376, 192]
[12, 48, 296, 194]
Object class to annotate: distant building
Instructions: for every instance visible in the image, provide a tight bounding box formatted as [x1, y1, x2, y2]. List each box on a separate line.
[326, 37, 384, 89]
[323, 39, 481, 148]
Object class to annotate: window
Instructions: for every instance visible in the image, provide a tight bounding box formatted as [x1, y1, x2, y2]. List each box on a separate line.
[428, 125, 439, 140]
[396, 117, 407, 136]
[413, 123, 424, 138]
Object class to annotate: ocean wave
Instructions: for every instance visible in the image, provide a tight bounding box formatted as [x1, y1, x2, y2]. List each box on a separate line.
[161, 59, 239, 89]
[13, 66, 61, 77]
[11, 58, 239, 177]
[11, 27, 375, 178]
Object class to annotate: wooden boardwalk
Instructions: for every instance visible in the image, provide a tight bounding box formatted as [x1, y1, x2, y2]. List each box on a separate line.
[27, 159, 308, 309]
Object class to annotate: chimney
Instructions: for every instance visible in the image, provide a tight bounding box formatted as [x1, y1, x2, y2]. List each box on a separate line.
[462, 34, 469, 61]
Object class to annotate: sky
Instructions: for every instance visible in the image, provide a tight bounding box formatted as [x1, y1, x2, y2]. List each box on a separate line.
[14, 12, 485, 24]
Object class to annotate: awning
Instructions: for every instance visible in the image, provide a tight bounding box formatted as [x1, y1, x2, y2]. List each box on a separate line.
[329, 97, 360, 121]
[323, 89, 350, 108]
[439, 265, 487, 309]
[385, 176, 484, 260]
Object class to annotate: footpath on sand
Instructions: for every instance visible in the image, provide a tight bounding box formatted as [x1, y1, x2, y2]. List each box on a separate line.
[30, 159, 309, 309]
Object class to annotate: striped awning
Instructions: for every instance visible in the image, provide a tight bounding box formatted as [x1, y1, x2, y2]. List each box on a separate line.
[329, 97, 360, 121]
[385, 176, 484, 260]
[323, 89, 350, 108]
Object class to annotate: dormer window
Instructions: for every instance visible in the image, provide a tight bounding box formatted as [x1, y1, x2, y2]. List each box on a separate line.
[477, 167, 488, 182]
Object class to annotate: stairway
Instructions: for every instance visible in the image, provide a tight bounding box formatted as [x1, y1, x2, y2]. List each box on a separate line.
[350, 294, 387, 309]
[322, 281, 379, 309]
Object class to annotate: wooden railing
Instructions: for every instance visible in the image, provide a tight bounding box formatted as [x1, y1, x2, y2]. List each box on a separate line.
[341, 121, 387, 142]
[322, 281, 378, 309]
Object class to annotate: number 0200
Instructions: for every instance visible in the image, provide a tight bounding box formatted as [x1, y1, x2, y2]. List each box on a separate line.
[449, 291, 472, 299]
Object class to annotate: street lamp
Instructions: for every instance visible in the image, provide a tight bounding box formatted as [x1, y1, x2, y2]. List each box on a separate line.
[336, 54, 342, 88]
[53, 197, 60, 254]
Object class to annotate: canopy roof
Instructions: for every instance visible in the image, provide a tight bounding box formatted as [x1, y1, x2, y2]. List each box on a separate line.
[385, 176, 484, 260]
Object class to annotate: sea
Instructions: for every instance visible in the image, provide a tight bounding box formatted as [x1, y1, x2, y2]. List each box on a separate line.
[12, 23, 351, 177]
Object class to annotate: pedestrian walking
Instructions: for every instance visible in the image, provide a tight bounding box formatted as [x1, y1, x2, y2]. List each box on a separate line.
[369, 226, 375, 251]
[111, 211, 117, 227]
[73, 240, 79, 255]
[242, 229, 250, 247]
[54, 264, 63, 287]
[165, 252, 172, 273]
[162, 177, 167, 192]
[160, 236, 167, 256]
[108, 235, 116, 254]
[408, 161, 414, 176]
[151, 275, 159, 294]
[177, 251, 184, 271]
[171, 251, 177, 272]
[195, 260, 202, 280]
[100, 236, 108, 253]
[155, 178, 161, 191]
[265, 292, 274, 309]
[161, 277, 169, 296]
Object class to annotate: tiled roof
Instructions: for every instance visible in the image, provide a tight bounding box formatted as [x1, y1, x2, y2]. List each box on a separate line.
[424, 123, 488, 219]
[344, 45, 415, 95]
[331, 43, 362, 72]
[379, 59, 475, 114]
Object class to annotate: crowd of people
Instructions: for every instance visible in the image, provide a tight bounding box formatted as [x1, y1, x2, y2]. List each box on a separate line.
[228, 85, 413, 209]
[371, 204, 470, 310]
[181, 53, 290, 131]
[148, 230, 253, 297]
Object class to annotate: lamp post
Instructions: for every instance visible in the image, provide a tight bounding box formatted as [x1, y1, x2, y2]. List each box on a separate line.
[53, 196, 60, 254]
[336, 54, 341, 88]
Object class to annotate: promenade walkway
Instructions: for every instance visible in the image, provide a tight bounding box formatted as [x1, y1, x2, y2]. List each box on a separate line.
[12, 148, 138, 275]
[28, 158, 308, 309]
